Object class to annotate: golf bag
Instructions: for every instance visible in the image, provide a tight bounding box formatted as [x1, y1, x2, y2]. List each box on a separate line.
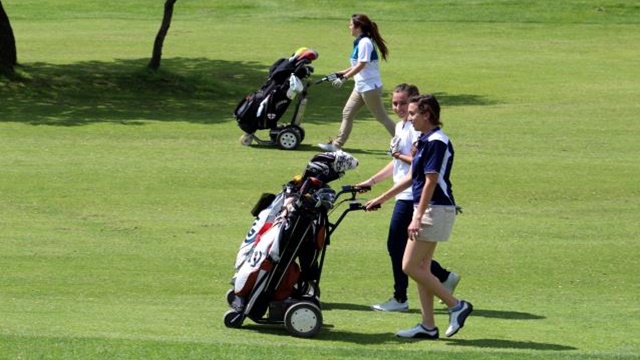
[233, 47, 318, 150]
[224, 151, 366, 338]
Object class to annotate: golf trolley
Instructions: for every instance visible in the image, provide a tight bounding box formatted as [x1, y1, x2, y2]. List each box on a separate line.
[224, 184, 372, 338]
[234, 48, 318, 150]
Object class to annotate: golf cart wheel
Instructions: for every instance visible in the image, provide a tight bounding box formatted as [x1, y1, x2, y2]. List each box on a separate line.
[223, 309, 245, 328]
[276, 128, 301, 150]
[284, 301, 322, 338]
[225, 288, 235, 307]
[292, 125, 306, 142]
[240, 133, 253, 146]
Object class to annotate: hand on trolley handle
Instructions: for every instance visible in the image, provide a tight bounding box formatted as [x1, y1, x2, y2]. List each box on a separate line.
[315, 72, 344, 85]
[334, 185, 381, 212]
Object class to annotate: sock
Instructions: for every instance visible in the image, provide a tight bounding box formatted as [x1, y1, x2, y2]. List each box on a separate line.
[449, 301, 462, 312]
[419, 324, 438, 333]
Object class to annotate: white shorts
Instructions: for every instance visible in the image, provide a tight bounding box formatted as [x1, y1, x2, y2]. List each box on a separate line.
[415, 205, 457, 242]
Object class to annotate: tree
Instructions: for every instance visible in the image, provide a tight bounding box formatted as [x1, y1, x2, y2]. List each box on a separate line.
[0, 0, 18, 75]
[148, 0, 177, 71]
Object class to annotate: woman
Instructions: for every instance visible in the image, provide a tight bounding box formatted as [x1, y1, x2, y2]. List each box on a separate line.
[318, 14, 395, 152]
[365, 94, 472, 339]
[357, 84, 461, 313]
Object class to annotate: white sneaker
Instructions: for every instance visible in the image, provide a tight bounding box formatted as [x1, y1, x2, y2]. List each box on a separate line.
[318, 142, 340, 152]
[371, 298, 409, 312]
[396, 324, 439, 339]
[445, 300, 473, 337]
[439, 272, 461, 304]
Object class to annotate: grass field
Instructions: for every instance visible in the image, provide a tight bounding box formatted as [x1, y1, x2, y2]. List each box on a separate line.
[1, 1, 639, 359]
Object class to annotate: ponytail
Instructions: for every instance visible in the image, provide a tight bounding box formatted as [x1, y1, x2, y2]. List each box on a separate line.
[351, 14, 389, 61]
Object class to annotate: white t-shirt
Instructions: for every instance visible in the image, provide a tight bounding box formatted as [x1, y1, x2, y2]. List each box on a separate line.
[350, 36, 382, 93]
[393, 120, 421, 201]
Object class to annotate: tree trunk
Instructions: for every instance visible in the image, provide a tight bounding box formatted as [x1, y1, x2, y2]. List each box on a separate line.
[148, 0, 177, 71]
[0, 1, 18, 75]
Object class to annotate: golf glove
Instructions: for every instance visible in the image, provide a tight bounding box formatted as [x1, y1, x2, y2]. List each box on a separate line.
[389, 136, 401, 156]
[325, 72, 341, 81]
[332, 77, 346, 88]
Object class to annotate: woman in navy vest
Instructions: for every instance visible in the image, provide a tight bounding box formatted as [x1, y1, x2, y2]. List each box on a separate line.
[318, 14, 396, 152]
[356, 84, 462, 313]
[365, 95, 473, 339]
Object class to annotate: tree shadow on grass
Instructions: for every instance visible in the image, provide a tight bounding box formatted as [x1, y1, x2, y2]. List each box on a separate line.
[0, 58, 268, 126]
[0, 58, 498, 127]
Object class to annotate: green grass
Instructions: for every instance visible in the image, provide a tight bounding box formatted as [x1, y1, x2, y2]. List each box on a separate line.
[1, 1, 639, 359]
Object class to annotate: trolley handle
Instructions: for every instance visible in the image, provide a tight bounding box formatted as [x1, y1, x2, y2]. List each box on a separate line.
[315, 72, 344, 84]
[350, 202, 381, 211]
[336, 185, 370, 200]
[341, 185, 371, 192]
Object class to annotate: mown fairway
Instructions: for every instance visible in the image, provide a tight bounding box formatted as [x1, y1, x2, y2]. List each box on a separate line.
[1, 1, 639, 359]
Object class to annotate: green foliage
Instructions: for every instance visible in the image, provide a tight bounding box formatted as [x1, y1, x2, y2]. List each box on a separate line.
[1, 1, 639, 359]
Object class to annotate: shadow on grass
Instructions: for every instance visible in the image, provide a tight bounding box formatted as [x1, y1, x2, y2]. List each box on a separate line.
[242, 323, 576, 350]
[443, 338, 577, 351]
[240, 323, 403, 344]
[245, 142, 390, 156]
[324, 302, 545, 320]
[322, 330, 577, 351]
[0, 58, 267, 126]
[1, 58, 497, 127]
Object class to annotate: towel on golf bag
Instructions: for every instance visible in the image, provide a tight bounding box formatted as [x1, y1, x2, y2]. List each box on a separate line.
[233, 212, 288, 297]
[234, 192, 286, 271]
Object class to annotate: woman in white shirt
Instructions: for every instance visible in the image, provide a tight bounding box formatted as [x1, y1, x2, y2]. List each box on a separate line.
[318, 14, 395, 152]
[357, 84, 461, 314]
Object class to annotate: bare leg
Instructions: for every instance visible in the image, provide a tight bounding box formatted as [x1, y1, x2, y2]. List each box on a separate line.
[403, 239, 458, 308]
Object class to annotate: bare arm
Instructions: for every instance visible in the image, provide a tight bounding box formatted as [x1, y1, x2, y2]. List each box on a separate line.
[391, 151, 413, 165]
[340, 61, 367, 79]
[356, 161, 394, 188]
[365, 171, 412, 210]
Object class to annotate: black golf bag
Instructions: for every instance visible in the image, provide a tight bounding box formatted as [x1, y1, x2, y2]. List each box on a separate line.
[224, 151, 369, 338]
[234, 48, 318, 150]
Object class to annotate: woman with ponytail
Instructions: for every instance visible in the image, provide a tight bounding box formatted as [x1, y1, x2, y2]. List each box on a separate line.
[318, 14, 396, 152]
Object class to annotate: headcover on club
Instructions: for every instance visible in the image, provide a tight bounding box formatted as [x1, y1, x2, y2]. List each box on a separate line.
[303, 150, 358, 183]
[289, 47, 319, 63]
[296, 48, 319, 62]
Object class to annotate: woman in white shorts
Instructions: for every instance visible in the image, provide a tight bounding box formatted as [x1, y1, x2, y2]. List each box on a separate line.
[365, 94, 473, 340]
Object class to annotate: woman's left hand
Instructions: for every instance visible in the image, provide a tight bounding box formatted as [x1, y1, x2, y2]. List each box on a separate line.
[408, 218, 421, 240]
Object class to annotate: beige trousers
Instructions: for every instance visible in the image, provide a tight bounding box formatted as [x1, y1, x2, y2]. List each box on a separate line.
[333, 87, 395, 147]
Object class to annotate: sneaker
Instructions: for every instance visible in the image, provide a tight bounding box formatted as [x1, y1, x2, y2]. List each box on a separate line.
[396, 324, 439, 339]
[445, 300, 473, 337]
[371, 297, 409, 312]
[318, 141, 340, 152]
[439, 272, 461, 304]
